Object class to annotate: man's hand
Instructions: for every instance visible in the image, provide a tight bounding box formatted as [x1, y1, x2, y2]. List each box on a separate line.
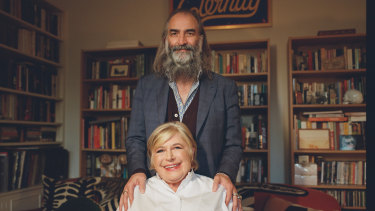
[212, 173, 242, 211]
[118, 173, 146, 211]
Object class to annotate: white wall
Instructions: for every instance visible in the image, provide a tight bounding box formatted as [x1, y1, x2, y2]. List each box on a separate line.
[56, 0, 366, 182]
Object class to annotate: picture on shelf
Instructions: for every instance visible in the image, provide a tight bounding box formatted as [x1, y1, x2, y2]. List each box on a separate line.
[110, 64, 129, 77]
[339, 135, 364, 150]
[298, 129, 330, 149]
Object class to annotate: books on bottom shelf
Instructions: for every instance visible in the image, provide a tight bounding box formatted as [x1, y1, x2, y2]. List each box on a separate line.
[236, 158, 267, 184]
[294, 155, 366, 186]
[0, 150, 47, 192]
[322, 189, 366, 208]
[319, 160, 366, 186]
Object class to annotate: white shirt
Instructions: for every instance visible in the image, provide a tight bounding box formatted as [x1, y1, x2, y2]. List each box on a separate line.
[118, 171, 233, 211]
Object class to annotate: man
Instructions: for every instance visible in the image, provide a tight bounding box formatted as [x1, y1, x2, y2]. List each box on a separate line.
[119, 9, 243, 211]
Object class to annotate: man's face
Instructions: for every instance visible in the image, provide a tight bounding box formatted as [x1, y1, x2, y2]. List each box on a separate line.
[167, 13, 200, 65]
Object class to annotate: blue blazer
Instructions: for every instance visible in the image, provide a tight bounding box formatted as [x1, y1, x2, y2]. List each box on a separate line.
[125, 73, 243, 181]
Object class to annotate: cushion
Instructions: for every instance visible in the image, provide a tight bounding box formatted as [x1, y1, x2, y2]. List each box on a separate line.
[56, 197, 102, 211]
[93, 177, 127, 211]
[41, 175, 101, 211]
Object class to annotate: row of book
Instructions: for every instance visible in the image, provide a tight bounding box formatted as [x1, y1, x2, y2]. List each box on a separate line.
[323, 189, 366, 208]
[211, 50, 268, 74]
[0, 126, 56, 143]
[88, 54, 150, 79]
[292, 46, 366, 71]
[237, 82, 268, 106]
[292, 76, 366, 105]
[88, 85, 134, 110]
[86, 153, 128, 178]
[236, 158, 267, 184]
[17, 28, 60, 62]
[318, 160, 366, 185]
[0, 60, 58, 96]
[241, 114, 267, 150]
[82, 116, 128, 150]
[0, 150, 46, 192]
[294, 110, 366, 150]
[0, 93, 55, 122]
[0, 0, 62, 36]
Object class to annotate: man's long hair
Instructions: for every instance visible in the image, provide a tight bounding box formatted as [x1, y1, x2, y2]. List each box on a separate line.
[153, 9, 213, 80]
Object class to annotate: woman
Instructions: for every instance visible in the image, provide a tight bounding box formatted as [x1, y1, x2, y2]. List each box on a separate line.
[118, 121, 238, 211]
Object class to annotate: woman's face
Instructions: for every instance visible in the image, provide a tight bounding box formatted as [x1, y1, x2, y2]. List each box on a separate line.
[152, 133, 192, 191]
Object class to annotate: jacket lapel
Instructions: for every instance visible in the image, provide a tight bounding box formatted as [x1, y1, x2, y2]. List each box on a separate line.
[196, 76, 217, 136]
[156, 78, 170, 125]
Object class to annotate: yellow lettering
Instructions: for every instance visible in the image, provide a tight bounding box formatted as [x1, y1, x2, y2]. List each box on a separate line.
[217, 0, 229, 13]
[205, 0, 217, 16]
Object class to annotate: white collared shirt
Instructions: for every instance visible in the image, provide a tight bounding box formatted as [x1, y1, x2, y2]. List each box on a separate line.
[118, 171, 233, 211]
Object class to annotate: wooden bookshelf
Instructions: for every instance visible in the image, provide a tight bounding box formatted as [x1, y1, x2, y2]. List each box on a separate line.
[80, 40, 271, 185]
[0, 0, 64, 209]
[80, 46, 157, 178]
[288, 34, 366, 210]
[210, 39, 271, 185]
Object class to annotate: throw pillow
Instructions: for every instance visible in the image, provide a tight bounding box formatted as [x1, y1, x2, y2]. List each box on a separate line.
[93, 177, 127, 211]
[56, 197, 102, 211]
[41, 175, 101, 211]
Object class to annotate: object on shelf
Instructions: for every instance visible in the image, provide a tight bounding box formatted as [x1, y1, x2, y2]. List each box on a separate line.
[343, 89, 363, 104]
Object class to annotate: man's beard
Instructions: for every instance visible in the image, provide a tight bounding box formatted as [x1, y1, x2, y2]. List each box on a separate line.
[163, 39, 202, 82]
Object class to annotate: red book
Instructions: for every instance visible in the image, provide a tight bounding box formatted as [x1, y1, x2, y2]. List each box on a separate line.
[241, 127, 246, 149]
[94, 125, 100, 149]
[329, 130, 334, 150]
[308, 117, 348, 122]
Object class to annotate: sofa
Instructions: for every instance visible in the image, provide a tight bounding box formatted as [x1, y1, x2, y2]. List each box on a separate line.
[32, 176, 340, 211]
[32, 175, 128, 211]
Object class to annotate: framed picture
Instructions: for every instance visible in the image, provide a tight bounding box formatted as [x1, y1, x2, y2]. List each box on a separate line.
[298, 129, 330, 150]
[110, 64, 129, 77]
[170, 0, 271, 30]
[339, 135, 364, 150]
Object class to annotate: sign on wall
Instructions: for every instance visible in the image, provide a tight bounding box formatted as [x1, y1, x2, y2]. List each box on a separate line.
[170, 0, 271, 30]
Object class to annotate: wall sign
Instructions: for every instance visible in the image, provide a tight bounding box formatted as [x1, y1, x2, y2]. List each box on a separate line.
[170, 0, 271, 30]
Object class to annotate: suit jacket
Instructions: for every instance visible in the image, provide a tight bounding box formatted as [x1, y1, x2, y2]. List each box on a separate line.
[125, 73, 243, 181]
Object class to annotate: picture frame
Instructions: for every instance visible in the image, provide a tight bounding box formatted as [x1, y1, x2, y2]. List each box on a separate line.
[110, 64, 129, 77]
[339, 135, 364, 150]
[170, 0, 271, 30]
[298, 129, 330, 150]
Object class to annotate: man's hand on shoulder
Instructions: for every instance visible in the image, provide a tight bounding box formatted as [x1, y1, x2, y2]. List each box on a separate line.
[118, 173, 146, 211]
[212, 172, 242, 211]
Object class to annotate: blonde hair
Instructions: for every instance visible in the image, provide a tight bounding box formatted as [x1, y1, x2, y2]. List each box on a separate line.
[147, 121, 198, 170]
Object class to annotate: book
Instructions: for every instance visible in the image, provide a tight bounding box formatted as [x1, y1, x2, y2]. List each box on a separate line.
[303, 110, 343, 116]
[0, 152, 9, 192]
[308, 117, 348, 122]
[0, 127, 19, 142]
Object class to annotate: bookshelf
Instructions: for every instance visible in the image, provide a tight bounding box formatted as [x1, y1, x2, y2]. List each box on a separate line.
[0, 0, 64, 209]
[210, 39, 270, 185]
[80, 46, 157, 178]
[80, 40, 271, 185]
[288, 34, 366, 210]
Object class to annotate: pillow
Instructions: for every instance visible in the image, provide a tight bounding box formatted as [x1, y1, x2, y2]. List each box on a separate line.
[41, 175, 101, 211]
[56, 197, 102, 211]
[93, 177, 127, 211]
